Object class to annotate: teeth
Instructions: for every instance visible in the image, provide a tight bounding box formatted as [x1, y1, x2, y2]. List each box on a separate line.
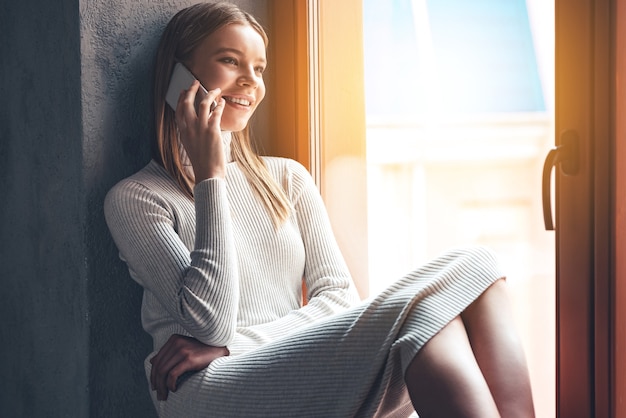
[224, 96, 250, 106]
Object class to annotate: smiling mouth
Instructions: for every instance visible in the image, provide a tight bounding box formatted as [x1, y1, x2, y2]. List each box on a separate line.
[224, 96, 251, 106]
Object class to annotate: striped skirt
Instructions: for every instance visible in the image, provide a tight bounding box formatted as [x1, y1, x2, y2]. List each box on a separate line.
[149, 246, 503, 417]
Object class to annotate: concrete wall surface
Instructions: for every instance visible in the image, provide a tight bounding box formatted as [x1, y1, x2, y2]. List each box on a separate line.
[0, 0, 268, 416]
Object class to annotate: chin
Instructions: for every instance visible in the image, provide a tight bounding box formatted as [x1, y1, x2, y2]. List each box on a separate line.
[221, 120, 249, 132]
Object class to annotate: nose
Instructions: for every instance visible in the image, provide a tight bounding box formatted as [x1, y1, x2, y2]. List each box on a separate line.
[237, 66, 259, 88]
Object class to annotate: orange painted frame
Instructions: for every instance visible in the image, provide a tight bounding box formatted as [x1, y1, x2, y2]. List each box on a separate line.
[266, 0, 369, 297]
[266, 0, 310, 169]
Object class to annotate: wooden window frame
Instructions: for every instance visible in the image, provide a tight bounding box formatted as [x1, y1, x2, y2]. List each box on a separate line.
[267, 0, 626, 415]
[268, 0, 369, 296]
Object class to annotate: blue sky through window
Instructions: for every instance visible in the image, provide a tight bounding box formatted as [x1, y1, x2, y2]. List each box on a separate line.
[363, 0, 546, 116]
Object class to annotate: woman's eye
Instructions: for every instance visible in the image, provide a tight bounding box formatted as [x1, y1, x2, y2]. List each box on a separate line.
[255, 66, 266, 74]
[221, 57, 237, 65]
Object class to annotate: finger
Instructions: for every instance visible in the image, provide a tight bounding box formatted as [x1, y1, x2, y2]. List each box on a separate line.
[207, 97, 226, 129]
[206, 87, 222, 105]
[175, 80, 202, 127]
[154, 354, 176, 401]
[157, 385, 169, 402]
[156, 350, 191, 400]
[150, 349, 166, 391]
[154, 339, 194, 400]
[166, 361, 189, 393]
[150, 342, 170, 391]
[151, 350, 168, 392]
[197, 88, 221, 122]
[165, 347, 219, 393]
[150, 335, 180, 391]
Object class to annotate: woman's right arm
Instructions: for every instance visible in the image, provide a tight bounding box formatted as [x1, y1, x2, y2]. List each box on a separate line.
[104, 177, 238, 347]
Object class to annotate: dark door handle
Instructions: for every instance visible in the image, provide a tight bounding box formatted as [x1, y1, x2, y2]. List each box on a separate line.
[542, 130, 580, 230]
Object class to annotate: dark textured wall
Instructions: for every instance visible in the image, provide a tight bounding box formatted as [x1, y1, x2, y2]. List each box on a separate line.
[0, 0, 89, 416]
[1, 1, 268, 416]
[81, 1, 166, 415]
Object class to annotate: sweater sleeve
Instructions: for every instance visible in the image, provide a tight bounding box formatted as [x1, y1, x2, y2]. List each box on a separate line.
[104, 177, 238, 347]
[290, 161, 361, 315]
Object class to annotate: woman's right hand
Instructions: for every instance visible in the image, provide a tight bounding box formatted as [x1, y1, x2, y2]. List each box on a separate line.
[175, 81, 226, 182]
[149, 334, 229, 401]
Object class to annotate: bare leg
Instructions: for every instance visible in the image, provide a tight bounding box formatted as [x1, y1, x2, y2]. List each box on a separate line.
[461, 278, 535, 417]
[405, 316, 501, 418]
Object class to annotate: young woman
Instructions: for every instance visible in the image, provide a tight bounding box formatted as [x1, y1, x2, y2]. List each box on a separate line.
[104, 2, 535, 417]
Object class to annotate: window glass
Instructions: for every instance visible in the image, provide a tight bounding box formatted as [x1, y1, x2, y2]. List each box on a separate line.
[363, 1, 555, 416]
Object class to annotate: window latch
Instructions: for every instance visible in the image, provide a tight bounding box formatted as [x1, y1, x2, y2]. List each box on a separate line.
[542, 130, 580, 231]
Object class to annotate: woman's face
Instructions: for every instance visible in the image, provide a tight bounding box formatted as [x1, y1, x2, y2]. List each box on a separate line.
[188, 23, 266, 132]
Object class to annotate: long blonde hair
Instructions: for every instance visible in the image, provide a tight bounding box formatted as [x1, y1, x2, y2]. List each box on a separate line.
[152, 2, 290, 226]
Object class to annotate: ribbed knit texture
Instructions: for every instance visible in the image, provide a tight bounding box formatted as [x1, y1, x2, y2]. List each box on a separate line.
[104, 157, 503, 418]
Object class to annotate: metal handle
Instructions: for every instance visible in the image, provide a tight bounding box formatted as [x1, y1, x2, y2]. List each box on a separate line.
[542, 130, 580, 230]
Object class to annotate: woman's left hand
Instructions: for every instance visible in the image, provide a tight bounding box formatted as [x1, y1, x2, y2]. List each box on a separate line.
[149, 334, 229, 401]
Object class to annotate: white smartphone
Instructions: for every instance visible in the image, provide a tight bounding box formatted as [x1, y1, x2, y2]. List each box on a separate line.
[165, 62, 216, 112]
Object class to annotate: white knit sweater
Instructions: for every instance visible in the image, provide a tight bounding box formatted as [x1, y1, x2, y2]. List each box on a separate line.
[105, 153, 503, 417]
[104, 157, 361, 356]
